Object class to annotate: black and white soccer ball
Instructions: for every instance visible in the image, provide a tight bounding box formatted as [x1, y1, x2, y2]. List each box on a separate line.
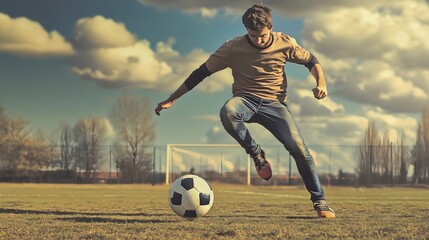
[168, 174, 214, 220]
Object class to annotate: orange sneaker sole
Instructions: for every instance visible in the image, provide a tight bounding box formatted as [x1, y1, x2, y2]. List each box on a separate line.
[257, 164, 272, 181]
[317, 210, 336, 218]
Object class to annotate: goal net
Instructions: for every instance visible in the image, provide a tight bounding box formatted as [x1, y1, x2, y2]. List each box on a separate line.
[165, 144, 296, 185]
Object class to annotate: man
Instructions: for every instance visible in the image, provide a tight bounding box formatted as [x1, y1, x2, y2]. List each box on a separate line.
[155, 4, 335, 218]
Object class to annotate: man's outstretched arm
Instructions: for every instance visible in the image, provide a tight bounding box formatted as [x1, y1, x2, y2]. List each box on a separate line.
[155, 63, 212, 116]
[304, 54, 327, 100]
[155, 82, 190, 116]
[310, 63, 327, 100]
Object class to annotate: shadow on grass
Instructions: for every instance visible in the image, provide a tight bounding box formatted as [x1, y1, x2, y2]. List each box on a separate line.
[57, 217, 175, 224]
[206, 215, 272, 219]
[0, 208, 169, 217]
[206, 215, 316, 220]
[285, 216, 317, 220]
[0, 208, 317, 222]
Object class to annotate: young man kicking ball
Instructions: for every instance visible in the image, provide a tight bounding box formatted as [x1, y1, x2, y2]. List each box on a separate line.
[155, 4, 335, 218]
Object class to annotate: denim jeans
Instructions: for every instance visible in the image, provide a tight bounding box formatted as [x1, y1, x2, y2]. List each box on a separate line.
[219, 95, 325, 202]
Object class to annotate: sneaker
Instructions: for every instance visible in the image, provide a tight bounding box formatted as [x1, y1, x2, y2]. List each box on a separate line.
[313, 199, 336, 218]
[252, 150, 272, 181]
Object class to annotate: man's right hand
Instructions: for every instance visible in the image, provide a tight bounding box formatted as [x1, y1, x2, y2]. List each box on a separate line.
[154, 82, 190, 116]
[155, 99, 175, 116]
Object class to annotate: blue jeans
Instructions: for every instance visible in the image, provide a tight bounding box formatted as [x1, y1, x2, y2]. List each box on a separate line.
[219, 95, 325, 202]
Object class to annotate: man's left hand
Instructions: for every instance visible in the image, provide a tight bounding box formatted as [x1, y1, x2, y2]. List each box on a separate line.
[312, 86, 328, 100]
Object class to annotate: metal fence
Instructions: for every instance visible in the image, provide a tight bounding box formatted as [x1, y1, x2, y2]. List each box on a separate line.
[0, 144, 418, 186]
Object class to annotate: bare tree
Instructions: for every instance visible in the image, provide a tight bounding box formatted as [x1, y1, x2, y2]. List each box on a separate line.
[412, 124, 424, 183]
[398, 133, 410, 184]
[358, 121, 380, 186]
[0, 106, 5, 135]
[73, 117, 108, 183]
[379, 131, 391, 181]
[0, 106, 6, 152]
[0, 106, 53, 181]
[358, 121, 413, 186]
[25, 130, 55, 181]
[0, 112, 30, 176]
[59, 122, 73, 172]
[110, 95, 155, 183]
[412, 106, 429, 184]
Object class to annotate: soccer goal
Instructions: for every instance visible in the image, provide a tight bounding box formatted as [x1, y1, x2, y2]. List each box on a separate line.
[165, 144, 294, 185]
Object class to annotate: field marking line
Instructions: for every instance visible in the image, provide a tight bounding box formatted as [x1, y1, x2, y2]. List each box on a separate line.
[0, 194, 59, 197]
[218, 190, 306, 199]
[102, 195, 131, 197]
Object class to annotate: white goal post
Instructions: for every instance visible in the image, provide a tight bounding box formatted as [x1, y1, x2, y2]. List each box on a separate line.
[165, 144, 252, 185]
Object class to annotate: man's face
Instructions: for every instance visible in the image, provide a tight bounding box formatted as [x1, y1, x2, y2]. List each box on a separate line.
[246, 26, 272, 48]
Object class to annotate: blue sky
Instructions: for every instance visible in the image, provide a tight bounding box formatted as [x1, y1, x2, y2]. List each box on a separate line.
[0, 0, 307, 143]
[1, 0, 428, 172]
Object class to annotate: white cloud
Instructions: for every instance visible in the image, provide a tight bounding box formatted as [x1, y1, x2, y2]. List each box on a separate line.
[300, 1, 429, 113]
[329, 60, 428, 112]
[73, 15, 137, 50]
[0, 13, 74, 57]
[309, 145, 358, 173]
[324, 116, 368, 140]
[69, 16, 233, 91]
[403, 70, 429, 94]
[302, 2, 429, 67]
[101, 118, 115, 138]
[191, 114, 219, 122]
[364, 107, 418, 143]
[69, 40, 173, 88]
[296, 115, 368, 146]
[203, 125, 234, 144]
[198, 8, 218, 18]
[289, 88, 345, 116]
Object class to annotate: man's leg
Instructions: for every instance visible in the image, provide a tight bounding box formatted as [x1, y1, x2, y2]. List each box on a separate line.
[219, 96, 260, 155]
[256, 101, 325, 202]
[220, 96, 272, 180]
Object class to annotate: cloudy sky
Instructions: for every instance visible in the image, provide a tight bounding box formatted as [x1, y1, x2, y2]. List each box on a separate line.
[1, 0, 428, 173]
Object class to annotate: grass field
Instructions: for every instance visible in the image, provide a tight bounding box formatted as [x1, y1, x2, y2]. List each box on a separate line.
[0, 183, 428, 239]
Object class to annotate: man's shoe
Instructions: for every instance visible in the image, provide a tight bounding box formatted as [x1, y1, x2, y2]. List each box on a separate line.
[252, 150, 272, 180]
[313, 199, 336, 218]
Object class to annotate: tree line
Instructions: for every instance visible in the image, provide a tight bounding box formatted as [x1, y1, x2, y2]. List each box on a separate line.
[2, 97, 428, 186]
[358, 106, 429, 186]
[0, 95, 155, 183]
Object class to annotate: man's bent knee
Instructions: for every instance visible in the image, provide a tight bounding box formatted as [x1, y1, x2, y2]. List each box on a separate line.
[220, 108, 236, 129]
[220, 100, 239, 122]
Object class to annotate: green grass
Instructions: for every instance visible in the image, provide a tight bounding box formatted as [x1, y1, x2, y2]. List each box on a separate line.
[0, 183, 428, 239]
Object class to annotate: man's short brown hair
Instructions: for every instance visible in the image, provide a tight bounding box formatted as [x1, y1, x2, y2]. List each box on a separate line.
[242, 4, 272, 30]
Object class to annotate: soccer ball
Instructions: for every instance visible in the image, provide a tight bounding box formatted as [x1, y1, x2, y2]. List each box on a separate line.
[168, 174, 214, 220]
